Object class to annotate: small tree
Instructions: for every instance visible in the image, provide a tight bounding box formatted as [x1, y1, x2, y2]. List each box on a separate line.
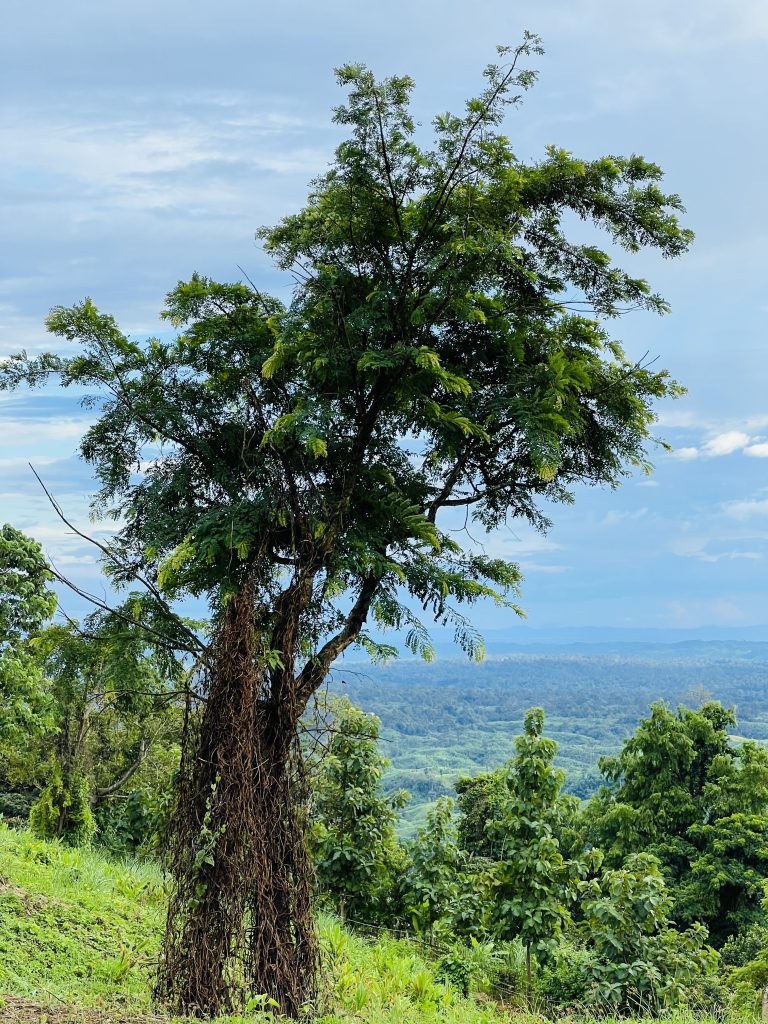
[578, 853, 716, 1010]
[1, 36, 692, 1014]
[680, 811, 768, 944]
[487, 708, 589, 1002]
[0, 525, 57, 796]
[402, 797, 466, 940]
[27, 610, 185, 846]
[455, 767, 507, 859]
[310, 698, 407, 923]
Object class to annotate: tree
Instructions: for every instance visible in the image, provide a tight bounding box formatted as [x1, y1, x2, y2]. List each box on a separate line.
[309, 698, 407, 923]
[0, 525, 57, 797]
[0, 36, 692, 1015]
[402, 797, 466, 940]
[586, 701, 768, 942]
[487, 708, 591, 1003]
[578, 853, 716, 1010]
[27, 609, 185, 846]
[455, 767, 507, 859]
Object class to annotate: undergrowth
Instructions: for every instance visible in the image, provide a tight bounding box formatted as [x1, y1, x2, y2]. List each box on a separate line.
[0, 824, 755, 1024]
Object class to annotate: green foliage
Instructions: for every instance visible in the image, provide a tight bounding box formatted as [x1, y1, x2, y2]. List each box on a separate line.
[29, 763, 97, 845]
[487, 709, 591, 959]
[311, 699, 408, 923]
[329, 646, 768, 833]
[720, 923, 768, 969]
[0, 524, 57, 643]
[577, 852, 717, 1010]
[402, 798, 469, 939]
[0, 38, 691, 676]
[537, 939, 599, 1006]
[0, 525, 57, 774]
[0, 823, 514, 1023]
[0, 39, 694, 1011]
[454, 768, 507, 859]
[586, 701, 768, 943]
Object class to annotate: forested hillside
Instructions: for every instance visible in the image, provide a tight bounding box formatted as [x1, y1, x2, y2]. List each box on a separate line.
[331, 644, 768, 831]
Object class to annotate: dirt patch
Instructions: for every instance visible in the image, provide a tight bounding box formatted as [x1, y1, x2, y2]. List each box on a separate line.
[0, 995, 170, 1023]
[0, 882, 56, 918]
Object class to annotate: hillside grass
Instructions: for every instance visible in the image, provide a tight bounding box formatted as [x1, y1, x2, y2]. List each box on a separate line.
[0, 823, 753, 1024]
[0, 823, 509, 1023]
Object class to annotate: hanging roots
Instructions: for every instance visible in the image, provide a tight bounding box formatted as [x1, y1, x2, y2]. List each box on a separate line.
[155, 587, 318, 1018]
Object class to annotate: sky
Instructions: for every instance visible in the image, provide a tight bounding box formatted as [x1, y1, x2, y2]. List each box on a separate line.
[1, 0, 766, 637]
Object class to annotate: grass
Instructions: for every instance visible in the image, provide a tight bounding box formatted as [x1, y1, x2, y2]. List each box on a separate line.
[0, 823, 509, 1023]
[0, 824, 165, 1009]
[0, 823, 755, 1024]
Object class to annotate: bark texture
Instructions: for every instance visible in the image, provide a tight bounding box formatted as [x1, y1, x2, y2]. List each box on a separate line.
[155, 589, 317, 1017]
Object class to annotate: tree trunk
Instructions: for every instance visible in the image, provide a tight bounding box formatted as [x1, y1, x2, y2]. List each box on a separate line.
[155, 591, 317, 1018]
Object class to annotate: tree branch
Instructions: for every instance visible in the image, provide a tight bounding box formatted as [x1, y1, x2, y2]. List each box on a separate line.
[92, 735, 149, 801]
[294, 572, 380, 713]
[29, 464, 206, 656]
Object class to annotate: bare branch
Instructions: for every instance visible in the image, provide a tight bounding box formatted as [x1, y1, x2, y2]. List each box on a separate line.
[29, 463, 206, 656]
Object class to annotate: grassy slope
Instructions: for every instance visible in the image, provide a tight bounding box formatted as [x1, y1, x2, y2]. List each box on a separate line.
[0, 824, 749, 1024]
[0, 824, 504, 1023]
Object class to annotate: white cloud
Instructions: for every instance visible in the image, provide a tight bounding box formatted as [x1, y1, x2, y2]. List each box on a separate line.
[0, 456, 58, 469]
[55, 553, 97, 565]
[519, 561, 571, 574]
[672, 447, 700, 460]
[0, 418, 91, 447]
[654, 409, 712, 429]
[671, 534, 765, 562]
[2, 102, 331, 217]
[745, 443, 768, 458]
[703, 431, 750, 456]
[601, 507, 649, 527]
[724, 498, 768, 520]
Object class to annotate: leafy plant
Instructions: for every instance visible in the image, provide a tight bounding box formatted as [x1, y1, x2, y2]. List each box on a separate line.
[578, 852, 718, 1010]
[310, 698, 408, 924]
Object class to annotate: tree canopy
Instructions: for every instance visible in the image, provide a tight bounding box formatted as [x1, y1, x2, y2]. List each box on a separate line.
[2, 37, 690, 679]
[0, 35, 693, 1016]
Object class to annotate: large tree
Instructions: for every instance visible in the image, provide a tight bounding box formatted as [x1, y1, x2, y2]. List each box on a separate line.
[0, 35, 692, 1015]
[585, 700, 768, 943]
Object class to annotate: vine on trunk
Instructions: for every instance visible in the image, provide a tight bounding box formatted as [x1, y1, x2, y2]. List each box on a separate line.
[155, 587, 317, 1017]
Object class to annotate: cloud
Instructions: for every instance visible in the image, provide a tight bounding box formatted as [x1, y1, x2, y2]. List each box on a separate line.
[724, 498, 768, 520]
[671, 533, 765, 562]
[2, 100, 332, 218]
[655, 409, 714, 429]
[519, 561, 571, 574]
[601, 507, 649, 527]
[668, 429, 768, 461]
[0, 417, 91, 447]
[703, 431, 750, 456]
[671, 447, 700, 460]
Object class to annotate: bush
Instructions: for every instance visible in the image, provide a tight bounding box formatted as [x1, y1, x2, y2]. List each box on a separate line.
[29, 766, 96, 846]
[720, 924, 768, 969]
[538, 940, 598, 1006]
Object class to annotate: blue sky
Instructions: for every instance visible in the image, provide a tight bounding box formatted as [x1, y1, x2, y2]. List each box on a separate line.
[1, 0, 766, 634]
